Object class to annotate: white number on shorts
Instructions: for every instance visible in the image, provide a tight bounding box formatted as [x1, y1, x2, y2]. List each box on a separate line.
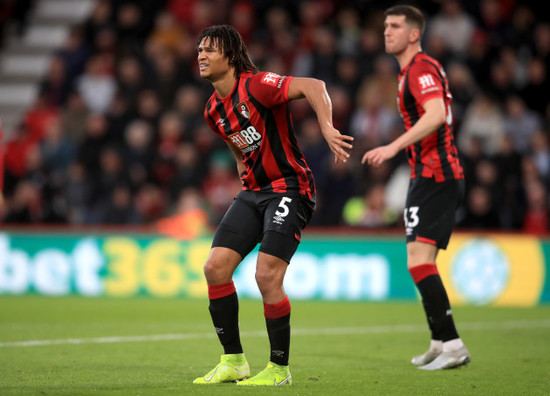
[404, 206, 420, 228]
[275, 197, 292, 218]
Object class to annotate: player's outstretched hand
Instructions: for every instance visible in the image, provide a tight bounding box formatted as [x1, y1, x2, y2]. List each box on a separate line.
[361, 144, 398, 167]
[321, 126, 354, 163]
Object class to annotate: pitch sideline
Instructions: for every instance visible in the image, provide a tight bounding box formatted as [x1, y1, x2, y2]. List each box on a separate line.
[1, 319, 550, 348]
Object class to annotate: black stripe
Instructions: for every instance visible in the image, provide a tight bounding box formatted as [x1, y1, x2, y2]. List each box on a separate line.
[205, 96, 218, 130]
[403, 57, 423, 178]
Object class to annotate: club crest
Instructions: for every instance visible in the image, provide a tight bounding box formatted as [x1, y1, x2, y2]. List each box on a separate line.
[236, 101, 250, 119]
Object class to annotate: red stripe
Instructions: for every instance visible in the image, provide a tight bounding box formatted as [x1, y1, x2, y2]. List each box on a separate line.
[208, 281, 236, 300]
[416, 236, 436, 245]
[264, 296, 291, 319]
[409, 263, 439, 283]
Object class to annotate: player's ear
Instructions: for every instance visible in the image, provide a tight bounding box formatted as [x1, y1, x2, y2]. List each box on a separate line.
[409, 28, 421, 43]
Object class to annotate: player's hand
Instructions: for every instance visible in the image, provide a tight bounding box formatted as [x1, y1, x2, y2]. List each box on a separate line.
[321, 126, 354, 163]
[361, 144, 398, 167]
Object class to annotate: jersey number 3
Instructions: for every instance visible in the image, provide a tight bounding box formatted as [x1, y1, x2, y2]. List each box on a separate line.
[404, 206, 419, 228]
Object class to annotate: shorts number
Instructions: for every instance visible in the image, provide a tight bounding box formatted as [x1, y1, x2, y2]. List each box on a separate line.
[404, 206, 419, 228]
[275, 197, 292, 217]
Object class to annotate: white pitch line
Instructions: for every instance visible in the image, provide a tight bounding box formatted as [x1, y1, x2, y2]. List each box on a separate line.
[1, 319, 550, 348]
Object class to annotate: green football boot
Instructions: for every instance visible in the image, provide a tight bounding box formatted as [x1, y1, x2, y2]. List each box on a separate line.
[236, 362, 292, 386]
[193, 353, 250, 384]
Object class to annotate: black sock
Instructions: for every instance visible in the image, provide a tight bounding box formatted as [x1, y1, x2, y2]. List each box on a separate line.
[208, 292, 243, 354]
[265, 314, 291, 366]
[415, 274, 459, 342]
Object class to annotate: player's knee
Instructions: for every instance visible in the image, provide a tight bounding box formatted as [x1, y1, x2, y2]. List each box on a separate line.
[254, 269, 271, 293]
[406, 241, 437, 267]
[203, 258, 229, 283]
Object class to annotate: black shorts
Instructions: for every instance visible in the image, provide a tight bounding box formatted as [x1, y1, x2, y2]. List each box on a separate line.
[212, 190, 315, 263]
[404, 177, 464, 250]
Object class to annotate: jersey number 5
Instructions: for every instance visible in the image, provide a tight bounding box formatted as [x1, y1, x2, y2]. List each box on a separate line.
[275, 197, 292, 217]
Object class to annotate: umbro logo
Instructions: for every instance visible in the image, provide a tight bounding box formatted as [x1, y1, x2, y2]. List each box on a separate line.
[217, 118, 226, 126]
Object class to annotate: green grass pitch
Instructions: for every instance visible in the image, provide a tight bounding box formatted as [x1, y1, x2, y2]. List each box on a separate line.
[1, 296, 549, 395]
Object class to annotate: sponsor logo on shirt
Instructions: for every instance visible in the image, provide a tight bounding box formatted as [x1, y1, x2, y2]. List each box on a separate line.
[418, 74, 440, 94]
[228, 126, 262, 153]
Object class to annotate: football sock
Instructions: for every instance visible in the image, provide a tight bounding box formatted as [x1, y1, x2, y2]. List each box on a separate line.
[443, 338, 464, 352]
[208, 281, 243, 354]
[264, 296, 291, 366]
[409, 264, 459, 342]
[430, 339, 443, 351]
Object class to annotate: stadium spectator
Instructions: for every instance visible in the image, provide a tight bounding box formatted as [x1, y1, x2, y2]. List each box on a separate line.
[458, 93, 506, 156]
[343, 182, 398, 227]
[39, 56, 71, 107]
[169, 142, 205, 202]
[75, 55, 117, 114]
[520, 56, 549, 115]
[23, 94, 59, 143]
[530, 130, 550, 186]
[55, 26, 92, 87]
[64, 162, 92, 224]
[39, 118, 76, 179]
[503, 95, 542, 154]
[427, 0, 475, 58]
[121, 119, 154, 190]
[60, 92, 90, 144]
[350, 77, 400, 150]
[457, 184, 502, 229]
[83, 0, 113, 46]
[522, 179, 549, 233]
[316, 159, 357, 226]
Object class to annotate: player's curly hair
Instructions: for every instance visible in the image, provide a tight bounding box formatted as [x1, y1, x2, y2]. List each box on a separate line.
[198, 25, 258, 76]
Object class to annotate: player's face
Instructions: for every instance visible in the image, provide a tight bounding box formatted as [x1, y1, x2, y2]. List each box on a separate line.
[197, 37, 230, 81]
[384, 15, 412, 55]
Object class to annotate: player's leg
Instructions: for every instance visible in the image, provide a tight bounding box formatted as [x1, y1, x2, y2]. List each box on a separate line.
[407, 242, 470, 369]
[405, 178, 469, 369]
[194, 195, 261, 384]
[194, 247, 250, 384]
[237, 249, 292, 386]
[238, 195, 312, 386]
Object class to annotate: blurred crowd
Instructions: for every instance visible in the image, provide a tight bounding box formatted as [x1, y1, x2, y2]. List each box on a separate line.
[1, 0, 549, 234]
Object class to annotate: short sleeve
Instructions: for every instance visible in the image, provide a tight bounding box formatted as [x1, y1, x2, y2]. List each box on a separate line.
[248, 72, 294, 108]
[408, 62, 444, 106]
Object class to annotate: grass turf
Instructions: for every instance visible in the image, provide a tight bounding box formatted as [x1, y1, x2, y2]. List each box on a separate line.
[0, 296, 549, 395]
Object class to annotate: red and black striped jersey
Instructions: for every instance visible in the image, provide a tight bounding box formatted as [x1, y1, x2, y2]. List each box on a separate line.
[204, 71, 315, 202]
[397, 52, 464, 182]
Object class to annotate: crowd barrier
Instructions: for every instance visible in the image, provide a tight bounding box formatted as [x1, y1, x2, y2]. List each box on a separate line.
[0, 230, 547, 306]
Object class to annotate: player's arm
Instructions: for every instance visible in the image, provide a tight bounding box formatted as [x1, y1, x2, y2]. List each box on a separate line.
[362, 97, 446, 167]
[226, 141, 246, 176]
[288, 77, 354, 163]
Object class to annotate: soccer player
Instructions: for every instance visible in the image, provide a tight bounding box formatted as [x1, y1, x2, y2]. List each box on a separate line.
[362, 5, 470, 370]
[193, 25, 354, 385]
